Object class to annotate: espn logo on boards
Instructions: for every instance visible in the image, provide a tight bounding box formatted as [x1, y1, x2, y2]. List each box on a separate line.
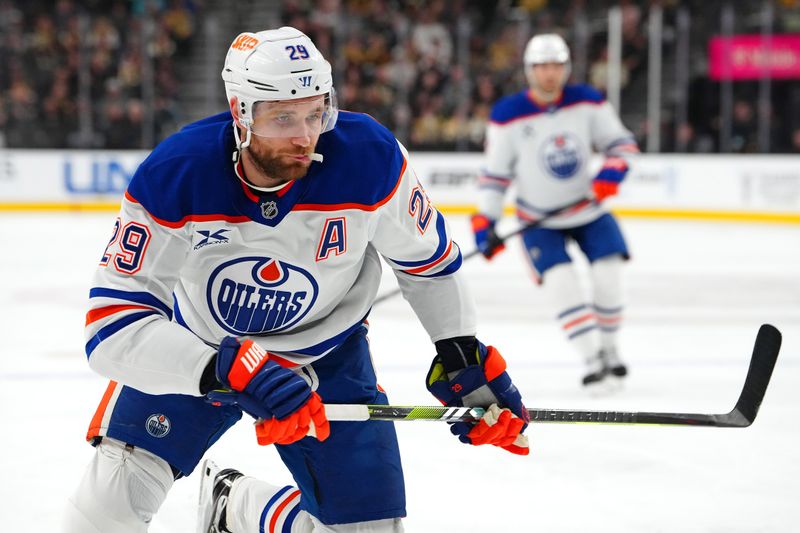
[231, 34, 259, 51]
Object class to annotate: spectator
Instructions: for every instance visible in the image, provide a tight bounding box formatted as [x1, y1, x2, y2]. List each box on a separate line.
[1, 1, 198, 148]
[731, 100, 757, 153]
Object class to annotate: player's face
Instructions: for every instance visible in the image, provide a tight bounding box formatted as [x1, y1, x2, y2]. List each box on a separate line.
[245, 96, 325, 183]
[531, 63, 566, 93]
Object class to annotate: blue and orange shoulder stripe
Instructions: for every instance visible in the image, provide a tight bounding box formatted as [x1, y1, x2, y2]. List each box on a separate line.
[295, 111, 407, 212]
[557, 84, 605, 110]
[489, 90, 543, 125]
[125, 112, 250, 228]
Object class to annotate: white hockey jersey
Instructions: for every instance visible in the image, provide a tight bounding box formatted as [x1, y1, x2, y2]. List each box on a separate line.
[479, 84, 639, 229]
[85, 111, 475, 396]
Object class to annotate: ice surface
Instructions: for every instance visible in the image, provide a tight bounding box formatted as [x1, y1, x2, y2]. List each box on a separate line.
[1, 212, 798, 532]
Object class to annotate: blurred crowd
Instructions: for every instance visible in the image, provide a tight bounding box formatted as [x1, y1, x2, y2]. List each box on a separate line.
[2, 0, 799, 153]
[282, 0, 800, 154]
[0, 0, 199, 149]
[283, 0, 565, 151]
[279, 0, 660, 151]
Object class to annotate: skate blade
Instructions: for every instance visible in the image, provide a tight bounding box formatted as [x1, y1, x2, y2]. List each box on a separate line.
[584, 375, 625, 397]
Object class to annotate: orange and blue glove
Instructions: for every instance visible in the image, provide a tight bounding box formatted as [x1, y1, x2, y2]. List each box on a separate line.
[592, 156, 629, 201]
[470, 214, 505, 259]
[426, 337, 529, 455]
[208, 337, 330, 445]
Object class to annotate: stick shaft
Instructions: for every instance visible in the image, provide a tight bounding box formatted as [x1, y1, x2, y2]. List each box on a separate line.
[323, 325, 781, 429]
[323, 404, 731, 426]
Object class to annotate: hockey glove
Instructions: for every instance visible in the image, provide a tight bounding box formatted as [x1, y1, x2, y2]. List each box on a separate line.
[592, 157, 629, 201]
[470, 214, 505, 259]
[209, 337, 329, 444]
[426, 337, 529, 455]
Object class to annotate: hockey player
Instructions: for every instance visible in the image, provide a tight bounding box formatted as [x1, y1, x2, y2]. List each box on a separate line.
[471, 33, 639, 389]
[63, 27, 529, 533]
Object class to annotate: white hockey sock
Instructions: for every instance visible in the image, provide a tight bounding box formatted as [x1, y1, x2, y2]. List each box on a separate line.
[63, 438, 174, 533]
[542, 262, 600, 363]
[226, 476, 312, 533]
[590, 255, 625, 353]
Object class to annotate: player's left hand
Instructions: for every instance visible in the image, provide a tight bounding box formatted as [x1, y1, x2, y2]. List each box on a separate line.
[592, 156, 629, 201]
[470, 214, 506, 259]
[426, 337, 529, 455]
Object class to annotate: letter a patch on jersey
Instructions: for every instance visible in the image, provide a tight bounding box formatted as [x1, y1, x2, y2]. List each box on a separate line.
[316, 217, 347, 261]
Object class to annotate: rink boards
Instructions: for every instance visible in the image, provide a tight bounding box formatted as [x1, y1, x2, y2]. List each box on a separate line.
[0, 150, 798, 223]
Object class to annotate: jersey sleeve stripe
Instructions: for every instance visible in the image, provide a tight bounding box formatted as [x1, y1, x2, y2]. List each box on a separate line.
[479, 173, 513, 193]
[85, 310, 161, 357]
[86, 304, 157, 326]
[403, 246, 463, 278]
[479, 174, 513, 184]
[605, 138, 640, 154]
[385, 213, 449, 268]
[294, 156, 408, 212]
[90, 287, 173, 318]
[124, 191, 251, 228]
[404, 239, 454, 274]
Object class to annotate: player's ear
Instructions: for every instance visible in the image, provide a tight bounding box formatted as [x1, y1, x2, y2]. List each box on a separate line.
[229, 97, 242, 127]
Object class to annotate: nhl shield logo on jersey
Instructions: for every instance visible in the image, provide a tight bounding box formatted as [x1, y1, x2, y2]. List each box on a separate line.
[260, 201, 279, 220]
[540, 133, 584, 179]
[145, 413, 171, 438]
[207, 256, 319, 335]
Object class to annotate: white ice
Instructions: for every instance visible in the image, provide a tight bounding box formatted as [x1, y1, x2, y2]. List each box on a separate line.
[1, 212, 798, 532]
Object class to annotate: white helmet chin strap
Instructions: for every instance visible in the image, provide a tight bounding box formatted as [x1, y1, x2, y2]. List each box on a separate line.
[230, 122, 327, 193]
[231, 122, 288, 193]
[233, 123, 252, 155]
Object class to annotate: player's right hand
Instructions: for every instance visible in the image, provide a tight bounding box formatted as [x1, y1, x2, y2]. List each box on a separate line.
[212, 338, 328, 444]
[255, 392, 330, 445]
[470, 214, 505, 259]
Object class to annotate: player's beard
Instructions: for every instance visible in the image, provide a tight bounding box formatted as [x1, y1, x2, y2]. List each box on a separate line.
[245, 141, 312, 184]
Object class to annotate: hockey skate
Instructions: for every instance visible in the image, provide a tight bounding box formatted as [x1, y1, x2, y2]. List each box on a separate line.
[602, 347, 628, 380]
[582, 349, 627, 394]
[197, 459, 243, 533]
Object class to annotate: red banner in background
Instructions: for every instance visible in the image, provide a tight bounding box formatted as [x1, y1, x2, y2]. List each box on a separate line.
[709, 35, 800, 80]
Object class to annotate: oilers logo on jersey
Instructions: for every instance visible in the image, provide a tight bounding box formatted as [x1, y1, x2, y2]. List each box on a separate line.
[540, 133, 584, 179]
[207, 257, 319, 335]
[145, 413, 171, 438]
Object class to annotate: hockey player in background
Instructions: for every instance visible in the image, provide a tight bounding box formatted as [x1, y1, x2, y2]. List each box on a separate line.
[63, 27, 529, 533]
[471, 33, 640, 390]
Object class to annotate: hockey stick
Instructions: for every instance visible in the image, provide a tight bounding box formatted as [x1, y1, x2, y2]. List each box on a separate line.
[323, 324, 781, 428]
[372, 197, 595, 305]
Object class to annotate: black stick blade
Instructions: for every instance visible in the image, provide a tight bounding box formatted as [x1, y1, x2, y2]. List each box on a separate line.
[727, 324, 782, 427]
